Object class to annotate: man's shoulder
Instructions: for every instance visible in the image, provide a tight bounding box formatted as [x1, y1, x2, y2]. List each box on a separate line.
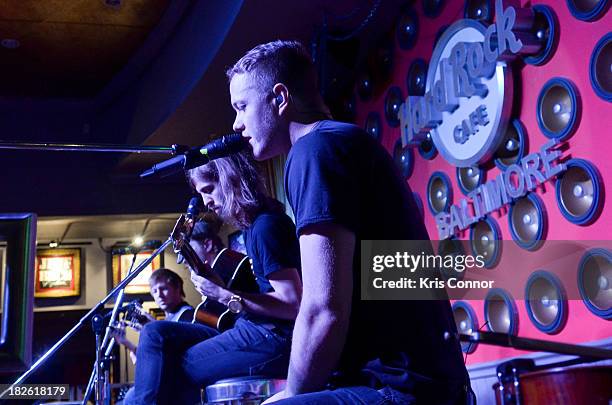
[292, 120, 365, 152]
[252, 211, 294, 233]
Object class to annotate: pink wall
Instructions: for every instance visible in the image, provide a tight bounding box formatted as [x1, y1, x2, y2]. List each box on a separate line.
[355, 0, 611, 365]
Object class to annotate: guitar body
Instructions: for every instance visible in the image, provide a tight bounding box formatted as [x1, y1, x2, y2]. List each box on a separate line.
[192, 248, 258, 332]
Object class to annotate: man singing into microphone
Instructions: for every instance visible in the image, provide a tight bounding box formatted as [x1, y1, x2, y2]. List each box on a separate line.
[127, 152, 301, 405]
[226, 40, 471, 404]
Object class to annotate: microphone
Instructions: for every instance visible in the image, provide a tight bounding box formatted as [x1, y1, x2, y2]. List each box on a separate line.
[140, 134, 247, 178]
[112, 240, 161, 255]
[186, 196, 203, 220]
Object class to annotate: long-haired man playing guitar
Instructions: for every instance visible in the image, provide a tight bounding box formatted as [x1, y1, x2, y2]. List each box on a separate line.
[126, 151, 301, 405]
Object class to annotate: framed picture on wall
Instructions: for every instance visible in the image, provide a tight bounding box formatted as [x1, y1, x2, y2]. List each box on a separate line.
[111, 250, 163, 295]
[35, 248, 81, 298]
[228, 231, 247, 255]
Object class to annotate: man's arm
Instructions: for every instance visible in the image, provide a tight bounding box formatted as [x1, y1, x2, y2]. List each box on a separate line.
[286, 222, 355, 394]
[190, 267, 302, 320]
[110, 328, 138, 364]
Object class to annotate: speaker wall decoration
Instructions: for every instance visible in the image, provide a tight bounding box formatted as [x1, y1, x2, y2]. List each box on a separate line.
[365, 112, 382, 141]
[555, 158, 604, 226]
[452, 301, 479, 353]
[470, 216, 501, 268]
[590, 32, 612, 102]
[524, 5, 559, 66]
[427, 171, 453, 215]
[525, 271, 568, 334]
[393, 138, 414, 180]
[566, 0, 610, 21]
[578, 248, 611, 320]
[485, 288, 519, 335]
[537, 77, 581, 141]
[509, 194, 547, 251]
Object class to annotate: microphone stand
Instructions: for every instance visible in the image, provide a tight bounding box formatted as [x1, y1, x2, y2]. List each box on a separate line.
[82, 251, 142, 405]
[0, 141, 179, 154]
[0, 239, 172, 402]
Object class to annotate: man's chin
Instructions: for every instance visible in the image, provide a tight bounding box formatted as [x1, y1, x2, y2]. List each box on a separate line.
[254, 146, 281, 161]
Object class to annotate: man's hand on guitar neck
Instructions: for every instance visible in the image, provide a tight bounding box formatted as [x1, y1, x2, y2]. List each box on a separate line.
[190, 272, 231, 304]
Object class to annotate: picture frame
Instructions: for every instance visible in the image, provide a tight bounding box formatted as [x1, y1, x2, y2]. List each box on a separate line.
[111, 250, 163, 295]
[34, 248, 81, 298]
[228, 230, 247, 255]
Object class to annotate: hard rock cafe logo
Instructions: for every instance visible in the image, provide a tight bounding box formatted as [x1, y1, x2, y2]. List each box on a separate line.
[397, 0, 568, 239]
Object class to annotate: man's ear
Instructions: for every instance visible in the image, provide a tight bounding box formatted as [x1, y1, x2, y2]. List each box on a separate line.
[272, 83, 289, 113]
[203, 238, 214, 252]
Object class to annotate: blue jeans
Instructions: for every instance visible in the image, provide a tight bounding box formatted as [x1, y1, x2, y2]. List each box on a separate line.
[272, 386, 415, 404]
[272, 384, 474, 405]
[127, 318, 291, 405]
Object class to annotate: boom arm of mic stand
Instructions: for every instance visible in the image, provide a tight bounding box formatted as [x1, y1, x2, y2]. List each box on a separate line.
[460, 331, 612, 360]
[0, 238, 173, 402]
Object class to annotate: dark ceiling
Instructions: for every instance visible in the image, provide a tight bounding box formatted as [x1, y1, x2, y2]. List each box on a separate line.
[0, 0, 405, 217]
[0, 0, 171, 97]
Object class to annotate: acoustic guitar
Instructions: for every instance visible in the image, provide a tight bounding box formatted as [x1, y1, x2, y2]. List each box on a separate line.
[171, 214, 257, 331]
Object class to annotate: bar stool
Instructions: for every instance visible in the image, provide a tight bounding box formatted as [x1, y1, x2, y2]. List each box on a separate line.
[204, 376, 286, 404]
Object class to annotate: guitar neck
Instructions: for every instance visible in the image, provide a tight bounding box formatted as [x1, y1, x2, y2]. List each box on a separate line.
[180, 241, 215, 279]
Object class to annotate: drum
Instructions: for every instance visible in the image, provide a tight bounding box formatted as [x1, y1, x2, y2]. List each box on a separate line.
[493, 365, 612, 404]
[205, 376, 286, 405]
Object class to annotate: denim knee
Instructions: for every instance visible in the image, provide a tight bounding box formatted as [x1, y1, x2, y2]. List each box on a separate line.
[138, 321, 173, 349]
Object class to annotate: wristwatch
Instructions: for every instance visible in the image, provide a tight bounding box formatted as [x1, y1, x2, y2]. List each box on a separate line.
[227, 294, 244, 314]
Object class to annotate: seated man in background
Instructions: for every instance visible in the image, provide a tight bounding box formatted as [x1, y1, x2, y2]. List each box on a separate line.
[112, 267, 196, 404]
[112, 268, 195, 364]
[188, 212, 225, 270]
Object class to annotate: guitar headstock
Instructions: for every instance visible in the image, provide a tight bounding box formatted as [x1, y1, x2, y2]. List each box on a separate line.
[171, 214, 195, 254]
[124, 300, 151, 327]
[170, 214, 212, 278]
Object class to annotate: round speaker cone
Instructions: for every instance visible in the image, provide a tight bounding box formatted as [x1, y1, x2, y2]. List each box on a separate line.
[407, 59, 427, 96]
[438, 238, 466, 281]
[525, 271, 568, 334]
[393, 138, 414, 180]
[494, 119, 527, 170]
[537, 77, 580, 141]
[457, 166, 484, 195]
[485, 288, 518, 335]
[590, 32, 612, 102]
[423, 0, 445, 18]
[385, 86, 403, 127]
[566, 0, 610, 21]
[578, 248, 611, 319]
[452, 301, 479, 353]
[464, 0, 493, 22]
[364, 112, 382, 141]
[397, 7, 419, 50]
[524, 5, 558, 66]
[427, 171, 453, 214]
[556, 159, 603, 225]
[357, 73, 373, 101]
[419, 132, 437, 160]
[509, 194, 546, 251]
[470, 217, 501, 268]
